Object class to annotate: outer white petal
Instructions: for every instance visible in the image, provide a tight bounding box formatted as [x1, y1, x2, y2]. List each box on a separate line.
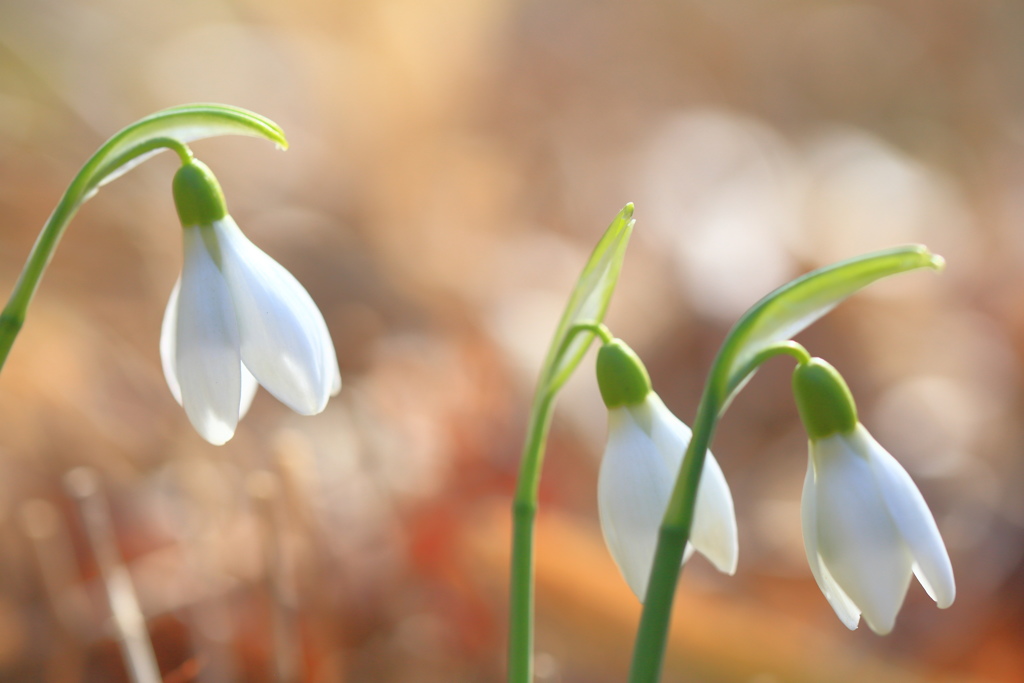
[162, 276, 260, 421]
[688, 454, 739, 575]
[212, 218, 338, 415]
[642, 394, 690, 464]
[801, 458, 862, 630]
[643, 396, 738, 574]
[598, 407, 675, 599]
[160, 278, 183, 405]
[858, 426, 956, 609]
[811, 434, 914, 635]
[319, 316, 342, 398]
[175, 227, 243, 445]
[239, 365, 259, 419]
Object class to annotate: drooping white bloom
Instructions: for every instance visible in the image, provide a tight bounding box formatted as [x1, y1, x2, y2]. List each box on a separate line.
[599, 392, 738, 599]
[161, 160, 340, 445]
[802, 424, 955, 634]
[792, 357, 955, 634]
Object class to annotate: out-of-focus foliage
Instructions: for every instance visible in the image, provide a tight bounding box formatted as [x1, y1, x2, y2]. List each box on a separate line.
[1, 1, 1022, 681]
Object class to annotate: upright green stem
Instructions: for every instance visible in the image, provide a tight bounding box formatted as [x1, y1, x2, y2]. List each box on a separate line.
[0, 138, 193, 371]
[627, 387, 717, 683]
[623, 246, 941, 681]
[628, 342, 809, 683]
[509, 389, 556, 683]
[508, 321, 613, 683]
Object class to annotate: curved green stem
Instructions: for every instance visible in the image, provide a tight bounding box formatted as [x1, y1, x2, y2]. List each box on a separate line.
[0, 104, 287, 372]
[548, 322, 613, 391]
[573, 321, 615, 345]
[0, 138, 193, 370]
[726, 341, 811, 398]
[94, 136, 194, 181]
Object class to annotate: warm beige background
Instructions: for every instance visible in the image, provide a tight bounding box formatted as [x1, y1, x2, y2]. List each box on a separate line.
[1, 1, 1021, 681]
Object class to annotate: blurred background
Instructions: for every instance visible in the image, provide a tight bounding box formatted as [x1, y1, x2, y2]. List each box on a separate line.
[1, 0, 1022, 681]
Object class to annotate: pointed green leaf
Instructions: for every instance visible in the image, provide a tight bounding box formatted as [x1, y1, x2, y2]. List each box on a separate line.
[542, 204, 635, 393]
[714, 245, 944, 408]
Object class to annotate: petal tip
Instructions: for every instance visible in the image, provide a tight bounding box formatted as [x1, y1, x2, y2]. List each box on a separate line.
[866, 620, 894, 636]
[707, 544, 739, 576]
[936, 586, 955, 609]
[861, 603, 899, 635]
[197, 423, 235, 446]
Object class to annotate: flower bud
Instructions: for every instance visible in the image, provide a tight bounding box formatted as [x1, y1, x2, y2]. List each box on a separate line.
[792, 358, 858, 440]
[173, 159, 229, 226]
[162, 158, 340, 445]
[596, 339, 652, 408]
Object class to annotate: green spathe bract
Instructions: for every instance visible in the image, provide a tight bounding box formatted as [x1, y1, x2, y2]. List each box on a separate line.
[0, 104, 288, 371]
[718, 245, 944, 408]
[173, 160, 229, 227]
[539, 204, 636, 393]
[628, 245, 945, 683]
[792, 358, 858, 440]
[596, 339, 652, 408]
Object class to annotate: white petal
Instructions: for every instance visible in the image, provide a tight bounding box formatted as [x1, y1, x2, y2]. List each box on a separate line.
[642, 395, 690, 468]
[160, 278, 183, 405]
[212, 218, 339, 415]
[802, 459, 862, 630]
[643, 396, 738, 574]
[175, 227, 243, 445]
[239, 365, 259, 419]
[598, 407, 674, 599]
[811, 434, 914, 635]
[858, 427, 956, 609]
[688, 453, 738, 574]
[324, 333, 342, 397]
[163, 276, 258, 421]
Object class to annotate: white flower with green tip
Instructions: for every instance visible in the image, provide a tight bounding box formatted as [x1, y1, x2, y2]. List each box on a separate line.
[161, 159, 340, 445]
[794, 358, 955, 634]
[596, 339, 738, 599]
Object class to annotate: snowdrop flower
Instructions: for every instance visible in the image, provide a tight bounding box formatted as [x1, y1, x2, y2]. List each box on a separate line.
[161, 159, 340, 445]
[596, 339, 738, 600]
[794, 358, 955, 634]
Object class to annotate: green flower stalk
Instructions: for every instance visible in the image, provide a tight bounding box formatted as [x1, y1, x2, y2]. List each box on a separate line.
[626, 245, 944, 683]
[0, 104, 287, 372]
[508, 205, 634, 683]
